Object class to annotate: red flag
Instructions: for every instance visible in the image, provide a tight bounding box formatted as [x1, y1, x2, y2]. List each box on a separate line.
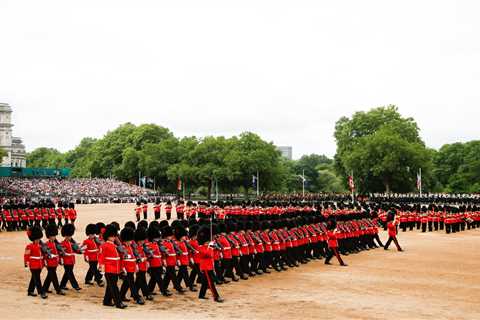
[177, 178, 182, 191]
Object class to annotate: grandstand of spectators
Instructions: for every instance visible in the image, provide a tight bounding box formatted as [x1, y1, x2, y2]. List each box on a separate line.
[0, 178, 158, 203]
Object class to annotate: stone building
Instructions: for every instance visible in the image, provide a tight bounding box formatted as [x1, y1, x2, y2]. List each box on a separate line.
[0, 103, 26, 167]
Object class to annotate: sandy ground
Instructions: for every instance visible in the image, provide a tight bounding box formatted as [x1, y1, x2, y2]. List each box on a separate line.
[0, 203, 479, 320]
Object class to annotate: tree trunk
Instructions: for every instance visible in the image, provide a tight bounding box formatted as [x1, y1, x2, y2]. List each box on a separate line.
[384, 177, 391, 193]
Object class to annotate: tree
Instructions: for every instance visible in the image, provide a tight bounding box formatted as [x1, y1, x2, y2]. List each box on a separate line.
[334, 105, 433, 193]
[27, 147, 67, 168]
[294, 154, 332, 192]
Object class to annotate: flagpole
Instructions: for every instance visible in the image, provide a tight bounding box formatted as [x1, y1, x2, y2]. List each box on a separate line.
[351, 171, 355, 204]
[419, 168, 422, 197]
[302, 169, 305, 200]
[182, 180, 186, 200]
[256, 170, 259, 198]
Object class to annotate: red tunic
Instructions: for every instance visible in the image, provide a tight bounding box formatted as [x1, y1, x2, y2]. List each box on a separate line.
[83, 238, 99, 262]
[99, 241, 121, 274]
[217, 235, 232, 259]
[161, 240, 178, 267]
[198, 244, 214, 271]
[61, 240, 77, 265]
[121, 243, 137, 273]
[44, 240, 60, 267]
[388, 222, 397, 237]
[146, 242, 163, 268]
[327, 231, 338, 248]
[176, 241, 190, 266]
[24, 243, 44, 270]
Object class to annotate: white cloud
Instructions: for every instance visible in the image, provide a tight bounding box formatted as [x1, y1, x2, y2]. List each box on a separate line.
[1, 0, 479, 159]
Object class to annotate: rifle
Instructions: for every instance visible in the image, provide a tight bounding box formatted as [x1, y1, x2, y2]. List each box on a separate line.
[94, 236, 104, 246]
[71, 238, 85, 254]
[130, 242, 143, 263]
[114, 238, 130, 259]
[39, 240, 53, 259]
[142, 243, 154, 259]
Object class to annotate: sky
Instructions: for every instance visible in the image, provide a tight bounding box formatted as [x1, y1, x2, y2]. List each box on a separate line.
[0, 0, 479, 159]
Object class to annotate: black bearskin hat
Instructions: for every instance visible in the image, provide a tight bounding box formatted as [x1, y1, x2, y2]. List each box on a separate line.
[28, 226, 43, 241]
[124, 221, 136, 230]
[61, 223, 75, 237]
[197, 225, 211, 245]
[104, 224, 119, 240]
[147, 226, 161, 241]
[137, 220, 148, 230]
[189, 224, 199, 238]
[159, 220, 169, 229]
[96, 222, 106, 236]
[174, 225, 188, 240]
[85, 224, 98, 236]
[134, 228, 147, 242]
[46, 224, 59, 237]
[161, 226, 174, 238]
[120, 227, 135, 242]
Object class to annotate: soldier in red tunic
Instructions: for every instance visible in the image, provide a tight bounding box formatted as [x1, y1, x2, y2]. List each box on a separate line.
[42, 224, 66, 295]
[83, 224, 104, 287]
[142, 201, 148, 220]
[99, 224, 127, 309]
[324, 219, 347, 267]
[384, 212, 403, 252]
[153, 200, 161, 221]
[197, 225, 224, 303]
[135, 202, 142, 222]
[119, 227, 145, 305]
[59, 224, 83, 291]
[160, 226, 185, 295]
[133, 228, 154, 301]
[24, 226, 48, 299]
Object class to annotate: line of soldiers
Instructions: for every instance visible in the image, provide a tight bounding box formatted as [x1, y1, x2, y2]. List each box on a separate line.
[2, 201, 77, 232]
[24, 208, 383, 308]
[377, 205, 480, 234]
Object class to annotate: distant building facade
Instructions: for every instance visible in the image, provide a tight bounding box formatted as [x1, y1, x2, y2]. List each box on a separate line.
[0, 103, 26, 167]
[277, 146, 293, 160]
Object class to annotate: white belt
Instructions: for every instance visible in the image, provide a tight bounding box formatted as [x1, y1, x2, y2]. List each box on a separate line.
[50, 255, 58, 258]
[265, 242, 271, 245]
[123, 259, 136, 262]
[152, 255, 161, 259]
[30, 256, 43, 260]
[87, 249, 99, 253]
[64, 253, 75, 256]
[273, 242, 279, 244]
[182, 253, 189, 256]
[168, 254, 177, 257]
[105, 257, 120, 261]
[223, 247, 231, 250]
[242, 244, 249, 247]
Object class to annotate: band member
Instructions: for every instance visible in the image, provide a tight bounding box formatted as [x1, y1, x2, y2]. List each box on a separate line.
[42, 224, 66, 295]
[59, 224, 83, 291]
[174, 225, 193, 291]
[119, 227, 145, 305]
[146, 225, 170, 296]
[197, 225, 224, 303]
[384, 212, 404, 252]
[324, 219, 347, 267]
[24, 226, 48, 299]
[83, 224, 104, 287]
[188, 224, 202, 289]
[99, 224, 127, 309]
[176, 201, 185, 220]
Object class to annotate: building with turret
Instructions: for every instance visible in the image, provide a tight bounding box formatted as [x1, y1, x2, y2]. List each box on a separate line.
[0, 103, 26, 167]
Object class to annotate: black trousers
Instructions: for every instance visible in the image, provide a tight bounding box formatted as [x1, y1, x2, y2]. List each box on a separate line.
[135, 271, 150, 297]
[240, 255, 250, 274]
[222, 259, 234, 278]
[177, 212, 184, 220]
[421, 223, 427, 233]
[85, 261, 103, 284]
[199, 270, 219, 299]
[136, 214, 140, 222]
[214, 260, 224, 281]
[176, 265, 191, 288]
[189, 263, 201, 286]
[104, 273, 122, 306]
[43, 267, 61, 293]
[143, 211, 148, 220]
[162, 266, 180, 292]
[384, 236, 402, 251]
[166, 211, 172, 220]
[154, 211, 160, 220]
[232, 256, 244, 276]
[325, 247, 345, 265]
[120, 272, 140, 300]
[60, 265, 79, 289]
[28, 269, 43, 294]
[148, 267, 163, 294]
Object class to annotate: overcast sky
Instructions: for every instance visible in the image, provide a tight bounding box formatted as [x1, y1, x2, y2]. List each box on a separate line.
[1, 1, 479, 159]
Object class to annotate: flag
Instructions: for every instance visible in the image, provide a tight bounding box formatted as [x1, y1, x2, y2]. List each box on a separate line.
[416, 171, 422, 191]
[177, 177, 182, 191]
[348, 175, 355, 192]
